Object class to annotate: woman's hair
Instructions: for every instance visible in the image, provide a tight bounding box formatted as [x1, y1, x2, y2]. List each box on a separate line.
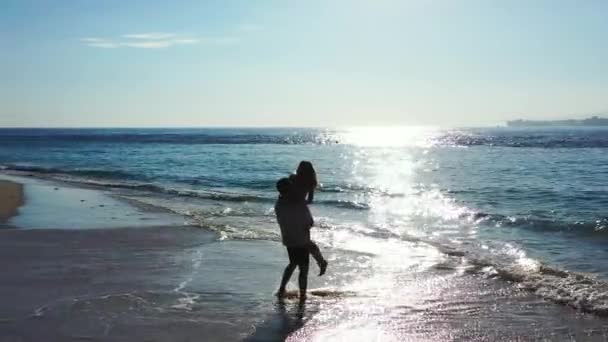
[296, 161, 317, 189]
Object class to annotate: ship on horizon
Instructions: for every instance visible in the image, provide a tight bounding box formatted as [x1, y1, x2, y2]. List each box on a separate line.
[507, 116, 608, 127]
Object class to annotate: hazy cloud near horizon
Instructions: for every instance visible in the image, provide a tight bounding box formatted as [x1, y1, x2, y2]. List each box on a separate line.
[80, 32, 236, 49]
[1, 0, 607, 127]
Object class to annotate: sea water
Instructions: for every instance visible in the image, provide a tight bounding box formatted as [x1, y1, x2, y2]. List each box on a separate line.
[2, 127, 608, 338]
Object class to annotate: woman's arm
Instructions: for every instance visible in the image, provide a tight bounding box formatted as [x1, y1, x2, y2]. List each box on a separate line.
[307, 189, 314, 204]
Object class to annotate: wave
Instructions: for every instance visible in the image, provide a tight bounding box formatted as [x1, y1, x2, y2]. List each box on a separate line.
[318, 184, 375, 193]
[126, 185, 370, 210]
[464, 255, 608, 316]
[464, 211, 608, 237]
[2, 165, 370, 212]
[193, 222, 281, 242]
[197, 209, 608, 318]
[420, 238, 608, 317]
[317, 199, 370, 210]
[4, 164, 282, 192]
[314, 218, 608, 318]
[1, 164, 144, 181]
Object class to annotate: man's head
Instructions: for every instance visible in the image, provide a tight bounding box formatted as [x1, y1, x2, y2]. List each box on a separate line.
[276, 177, 291, 197]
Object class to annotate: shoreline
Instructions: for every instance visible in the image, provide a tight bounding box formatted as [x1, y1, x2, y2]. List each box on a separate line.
[2, 170, 608, 340]
[0, 173, 185, 230]
[0, 173, 312, 341]
[0, 180, 24, 227]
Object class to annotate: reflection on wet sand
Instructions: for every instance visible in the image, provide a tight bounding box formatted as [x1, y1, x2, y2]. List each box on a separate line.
[246, 299, 307, 342]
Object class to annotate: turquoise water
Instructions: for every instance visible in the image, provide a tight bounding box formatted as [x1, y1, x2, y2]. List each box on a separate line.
[2, 126, 608, 320]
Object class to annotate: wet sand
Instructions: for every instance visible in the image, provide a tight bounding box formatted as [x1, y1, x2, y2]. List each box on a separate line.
[0, 180, 24, 226]
[0, 175, 307, 341]
[0, 226, 302, 342]
[3, 224, 608, 342]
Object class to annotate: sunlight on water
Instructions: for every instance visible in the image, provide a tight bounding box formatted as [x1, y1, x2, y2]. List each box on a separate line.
[336, 126, 440, 147]
[293, 127, 487, 340]
[335, 127, 475, 242]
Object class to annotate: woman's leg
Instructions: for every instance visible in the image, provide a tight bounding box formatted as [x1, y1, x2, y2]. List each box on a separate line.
[308, 241, 328, 276]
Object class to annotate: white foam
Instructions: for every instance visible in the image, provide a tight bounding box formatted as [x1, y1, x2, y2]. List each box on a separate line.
[456, 251, 608, 317]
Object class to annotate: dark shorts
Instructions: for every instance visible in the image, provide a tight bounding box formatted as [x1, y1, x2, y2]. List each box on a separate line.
[286, 247, 309, 267]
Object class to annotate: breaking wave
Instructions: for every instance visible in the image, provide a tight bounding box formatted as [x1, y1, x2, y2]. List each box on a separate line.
[453, 252, 608, 317]
[464, 211, 608, 237]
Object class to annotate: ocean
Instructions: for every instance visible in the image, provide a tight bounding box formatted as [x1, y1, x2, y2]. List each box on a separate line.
[2, 126, 608, 340]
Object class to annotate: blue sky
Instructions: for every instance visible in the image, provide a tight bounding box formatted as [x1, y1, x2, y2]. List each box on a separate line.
[1, 0, 607, 127]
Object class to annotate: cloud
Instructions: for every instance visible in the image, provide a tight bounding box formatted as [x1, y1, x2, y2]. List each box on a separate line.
[121, 40, 174, 48]
[80, 37, 120, 48]
[120, 34, 200, 49]
[173, 38, 199, 44]
[81, 32, 207, 49]
[81, 37, 106, 43]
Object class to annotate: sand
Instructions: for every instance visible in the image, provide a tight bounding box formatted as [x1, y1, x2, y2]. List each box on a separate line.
[0, 226, 305, 342]
[0, 180, 24, 225]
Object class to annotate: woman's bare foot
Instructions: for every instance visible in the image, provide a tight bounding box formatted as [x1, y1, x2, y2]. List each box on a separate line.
[318, 260, 328, 276]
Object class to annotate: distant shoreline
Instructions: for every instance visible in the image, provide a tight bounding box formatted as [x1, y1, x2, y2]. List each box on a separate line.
[507, 116, 608, 127]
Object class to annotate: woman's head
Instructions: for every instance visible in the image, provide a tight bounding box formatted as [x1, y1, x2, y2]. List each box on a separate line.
[296, 161, 317, 188]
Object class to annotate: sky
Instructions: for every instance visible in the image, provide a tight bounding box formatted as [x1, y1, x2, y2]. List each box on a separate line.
[1, 0, 607, 127]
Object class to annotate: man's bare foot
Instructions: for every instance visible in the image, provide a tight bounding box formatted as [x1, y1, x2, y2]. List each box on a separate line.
[318, 260, 328, 276]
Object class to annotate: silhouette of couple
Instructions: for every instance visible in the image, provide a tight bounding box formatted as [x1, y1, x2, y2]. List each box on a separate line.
[274, 161, 328, 301]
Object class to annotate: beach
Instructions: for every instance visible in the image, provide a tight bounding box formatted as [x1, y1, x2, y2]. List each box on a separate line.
[4, 0, 608, 339]
[1, 175, 608, 341]
[0, 176, 331, 342]
[0, 226, 295, 341]
[2, 127, 608, 341]
[0, 178, 295, 341]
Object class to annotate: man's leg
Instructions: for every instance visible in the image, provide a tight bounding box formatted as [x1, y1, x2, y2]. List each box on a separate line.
[278, 247, 299, 297]
[277, 263, 296, 297]
[297, 249, 310, 300]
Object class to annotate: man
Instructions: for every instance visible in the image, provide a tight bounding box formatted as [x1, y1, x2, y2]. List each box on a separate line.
[274, 177, 313, 300]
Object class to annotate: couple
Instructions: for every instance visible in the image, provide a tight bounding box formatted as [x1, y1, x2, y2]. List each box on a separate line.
[274, 161, 328, 300]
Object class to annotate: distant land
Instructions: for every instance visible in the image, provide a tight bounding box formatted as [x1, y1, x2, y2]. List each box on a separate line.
[507, 116, 608, 127]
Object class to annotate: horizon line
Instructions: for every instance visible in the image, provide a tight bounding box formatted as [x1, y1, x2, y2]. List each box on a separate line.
[0, 124, 499, 130]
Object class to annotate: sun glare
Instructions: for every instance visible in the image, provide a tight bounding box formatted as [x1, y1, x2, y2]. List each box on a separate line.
[337, 126, 440, 147]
